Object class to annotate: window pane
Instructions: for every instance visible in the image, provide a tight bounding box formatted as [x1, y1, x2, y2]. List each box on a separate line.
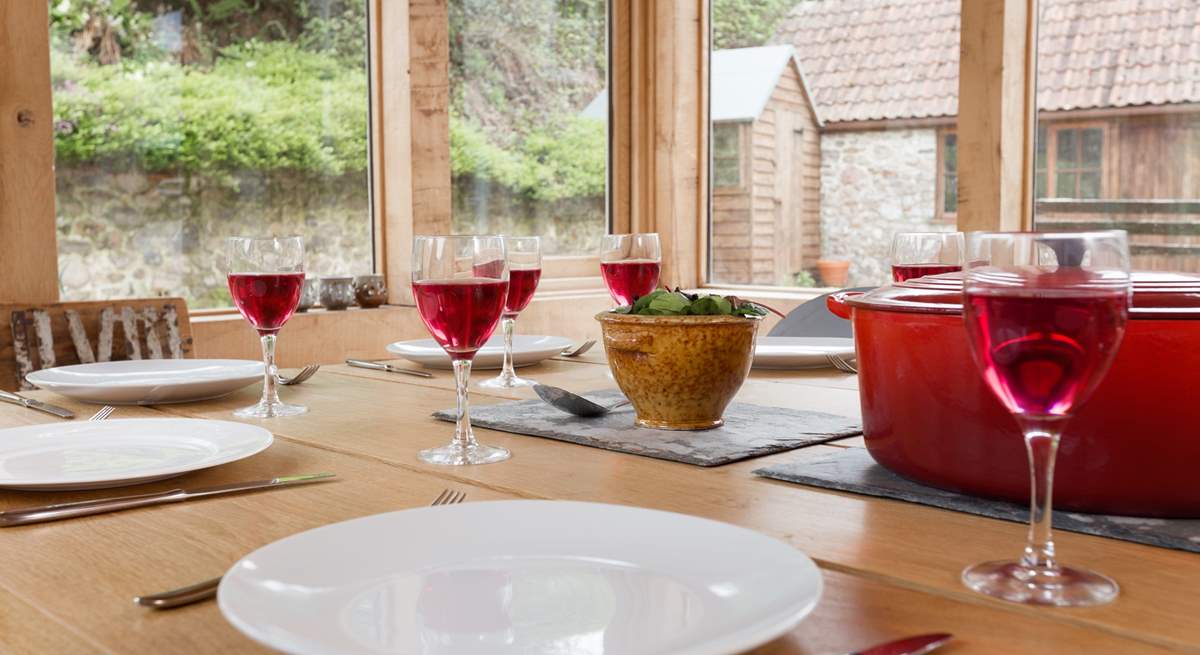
[51, 1, 372, 308]
[1033, 5, 1200, 273]
[943, 133, 957, 173]
[1035, 171, 1048, 198]
[1056, 128, 1077, 167]
[1035, 126, 1048, 171]
[714, 124, 741, 157]
[944, 174, 958, 213]
[709, 0, 959, 286]
[450, 0, 608, 255]
[1054, 171, 1077, 198]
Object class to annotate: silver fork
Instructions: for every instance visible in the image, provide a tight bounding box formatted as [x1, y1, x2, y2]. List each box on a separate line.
[134, 489, 468, 610]
[88, 406, 115, 421]
[276, 363, 320, 386]
[826, 352, 858, 374]
[560, 339, 596, 357]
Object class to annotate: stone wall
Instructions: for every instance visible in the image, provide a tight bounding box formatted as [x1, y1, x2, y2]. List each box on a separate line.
[55, 168, 374, 308]
[819, 128, 954, 285]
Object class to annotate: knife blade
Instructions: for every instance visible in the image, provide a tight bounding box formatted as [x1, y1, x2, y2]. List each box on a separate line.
[0, 472, 336, 527]
[0, 389, 75, 419]
[345, 358, 433, 378]
[850, 633, 953, 655]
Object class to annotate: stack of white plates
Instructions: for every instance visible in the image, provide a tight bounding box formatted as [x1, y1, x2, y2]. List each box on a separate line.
[387, 335, 574, 370]
[752, 337, 856, 370]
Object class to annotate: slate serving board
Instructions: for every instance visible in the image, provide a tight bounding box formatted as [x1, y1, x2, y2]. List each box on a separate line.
[755, 447, 1200, 553]
[434, 389, 861, 466]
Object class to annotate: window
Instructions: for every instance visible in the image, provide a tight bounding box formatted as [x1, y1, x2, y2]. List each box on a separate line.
[940, 131, 958, 215]
[49, 1, 373, 309]
[713, 123, 743, 189]
[707, 0, 960, 287]
[448, 0, 608, 256]
[1032, 3, 1200, 272]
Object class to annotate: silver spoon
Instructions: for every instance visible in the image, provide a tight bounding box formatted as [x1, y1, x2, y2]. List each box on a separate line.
[533, 383, 631, 417]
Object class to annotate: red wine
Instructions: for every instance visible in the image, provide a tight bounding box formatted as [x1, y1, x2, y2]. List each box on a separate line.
[600, 260, 660, 306]
[227, 273, 305, 335]
[964, 285, 1127, 418]
[413, 278, 509, 360]
[892, 263, 962, 282]
[504, 267, 541, 316]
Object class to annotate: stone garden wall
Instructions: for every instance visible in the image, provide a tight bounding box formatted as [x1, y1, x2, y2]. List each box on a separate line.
[819, 128, 955, 286]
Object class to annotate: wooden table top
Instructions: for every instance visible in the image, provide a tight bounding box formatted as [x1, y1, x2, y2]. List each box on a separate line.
[1, 354, 1196, 654]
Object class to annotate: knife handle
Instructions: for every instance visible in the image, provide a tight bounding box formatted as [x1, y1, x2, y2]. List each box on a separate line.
[345, 359, 432, 378]
[0, 490, 185, 527]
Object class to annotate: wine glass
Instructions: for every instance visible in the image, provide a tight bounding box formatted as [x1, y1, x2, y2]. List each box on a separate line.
[961, 231, 1131, 606]
[481, 237, 542, 389]
[890, 231, 965, 282]
[412, 235, 511, 466]
[226, 236, 307, 418]
[600, 233, 661, 305]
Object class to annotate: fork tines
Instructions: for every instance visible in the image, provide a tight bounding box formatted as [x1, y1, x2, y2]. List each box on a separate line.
[431, 489, 467, 506]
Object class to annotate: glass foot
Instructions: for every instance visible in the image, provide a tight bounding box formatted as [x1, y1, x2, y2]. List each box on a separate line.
[479, 372, 535, 389]
[418, 442, 511, 466]
[962, 560, 1118, 607]
[234, 400, 308, 419]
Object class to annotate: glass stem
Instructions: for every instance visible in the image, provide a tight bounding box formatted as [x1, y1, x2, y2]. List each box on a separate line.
[1021, 423, 1063, 572]
[452, 358, 477, 450]
[499, 316, 517, 382]
[259, 333, 280, 407]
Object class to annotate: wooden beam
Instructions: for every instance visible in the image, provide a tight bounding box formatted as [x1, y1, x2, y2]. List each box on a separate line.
[956, 0, 1038, 232]
[0, 2, 58, 304]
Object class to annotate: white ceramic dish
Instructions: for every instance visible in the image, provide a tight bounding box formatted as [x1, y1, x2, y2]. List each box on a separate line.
[0, 418, 273, 491]
[752, 337, 856, 370]
[219, 500, 822, 655]
[386, 335, 574, 370]
[25, 359, 264, 405]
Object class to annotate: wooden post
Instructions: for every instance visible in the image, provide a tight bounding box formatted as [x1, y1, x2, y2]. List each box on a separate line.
[956, 0, 1038, 232]
[0, 2, 59, 303]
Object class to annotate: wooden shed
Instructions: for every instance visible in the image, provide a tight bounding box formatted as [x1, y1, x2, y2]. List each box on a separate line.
[708, 46, 823, 285]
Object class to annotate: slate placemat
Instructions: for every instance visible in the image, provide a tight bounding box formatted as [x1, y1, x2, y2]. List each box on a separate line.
[434, 389, 861, 466]
[754, 447, 1200, 553]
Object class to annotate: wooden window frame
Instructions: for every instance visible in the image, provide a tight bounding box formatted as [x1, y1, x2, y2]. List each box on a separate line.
[1037, 120, 1111, 200]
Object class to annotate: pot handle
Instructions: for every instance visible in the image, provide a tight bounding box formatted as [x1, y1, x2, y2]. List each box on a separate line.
[826, 291, 864, 321]
[603, 331, 654, 353]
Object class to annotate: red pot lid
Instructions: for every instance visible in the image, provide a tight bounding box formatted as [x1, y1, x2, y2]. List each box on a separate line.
[846, 270, 1200, 319]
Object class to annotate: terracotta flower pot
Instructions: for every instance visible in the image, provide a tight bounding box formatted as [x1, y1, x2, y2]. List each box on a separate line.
[595, 313, 759, 430]
[816, 259, 850, 287]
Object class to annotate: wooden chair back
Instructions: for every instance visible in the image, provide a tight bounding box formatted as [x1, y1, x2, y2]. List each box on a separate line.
[0, 298, 193, 391]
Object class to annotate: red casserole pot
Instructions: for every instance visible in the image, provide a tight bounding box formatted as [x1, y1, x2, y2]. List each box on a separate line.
[827, 271, 1200, 517]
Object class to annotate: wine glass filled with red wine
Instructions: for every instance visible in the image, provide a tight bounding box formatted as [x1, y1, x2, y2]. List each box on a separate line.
[961, 231, 1131, 607]
[226, 236, 307, 418]
[412, 235, 511, 465]
[890, 231, 965, 282]
[600, 233, 661, 306]
[480, 236, 542, 390]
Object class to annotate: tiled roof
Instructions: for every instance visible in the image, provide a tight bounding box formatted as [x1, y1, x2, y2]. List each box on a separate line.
[772, 0, 1200, 123]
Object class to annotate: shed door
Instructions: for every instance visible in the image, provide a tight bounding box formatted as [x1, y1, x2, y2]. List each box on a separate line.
[774, 112, 806, 282]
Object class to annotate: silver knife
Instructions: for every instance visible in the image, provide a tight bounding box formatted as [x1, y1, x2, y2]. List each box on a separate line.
[0, 473, 335, 527]
[0, 389, 75, 419]
[849, 633, 953, 655]
[345, 358, 433, 378]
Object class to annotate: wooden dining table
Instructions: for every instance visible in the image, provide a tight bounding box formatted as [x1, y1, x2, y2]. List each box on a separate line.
[0, 350, 1197, 654]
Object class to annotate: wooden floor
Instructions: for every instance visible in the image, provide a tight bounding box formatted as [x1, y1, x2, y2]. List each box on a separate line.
[0, 352, 1196, 654]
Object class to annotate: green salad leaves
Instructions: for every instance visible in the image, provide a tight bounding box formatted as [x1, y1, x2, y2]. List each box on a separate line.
[611, 289, 767, 318]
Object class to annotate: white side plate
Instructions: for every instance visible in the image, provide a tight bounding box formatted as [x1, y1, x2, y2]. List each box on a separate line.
[219, 500, 822, 655]
[0, 418, 272, 490]
[387, 335, 574, 370]
[25, 359, 264, 405]
[752, 336, 856, 370]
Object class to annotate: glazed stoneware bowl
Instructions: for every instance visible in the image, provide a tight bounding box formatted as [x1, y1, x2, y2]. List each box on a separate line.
[596, 312, 760, 430]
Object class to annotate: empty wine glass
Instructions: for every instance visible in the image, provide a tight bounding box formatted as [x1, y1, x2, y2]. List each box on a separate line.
[961, 231, 1131, 606]
[600, 233, 661, 305]
[481, 237, 542, 389]
[890, 231, 965, 282]
[412, 235, 511, 465]
[226, 236, 307, 418]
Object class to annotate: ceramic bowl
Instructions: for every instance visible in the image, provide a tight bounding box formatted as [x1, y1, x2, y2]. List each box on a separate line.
[296, 277, 320, 312]
[319, 276, 355, 310]
[595, 312, 760, 430]
[353, 274, 387, 308]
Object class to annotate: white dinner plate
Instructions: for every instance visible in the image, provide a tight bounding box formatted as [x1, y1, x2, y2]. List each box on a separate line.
[0, 418, 273, 491]
[219, 500, 822, 655]
[752, 336, 856, 370]
[386, 335, 574, 370]
[25, 359, 264, 405]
